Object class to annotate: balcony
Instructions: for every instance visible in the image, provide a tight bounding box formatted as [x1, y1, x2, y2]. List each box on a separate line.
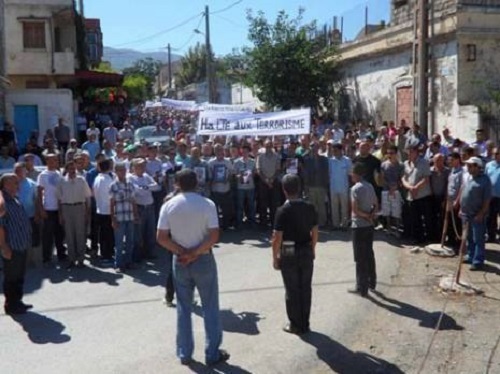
[7, 50, 75, 76]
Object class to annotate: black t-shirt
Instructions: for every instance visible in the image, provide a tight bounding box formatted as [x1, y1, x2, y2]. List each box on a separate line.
[274, 200, 318, 244]
[353, 154, 381, 187]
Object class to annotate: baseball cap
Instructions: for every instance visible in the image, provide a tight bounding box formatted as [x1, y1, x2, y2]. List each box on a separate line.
[465, 156, 483, 168]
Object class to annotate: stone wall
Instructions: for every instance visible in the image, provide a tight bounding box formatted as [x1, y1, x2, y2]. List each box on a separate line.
[391, 0, 457, 26]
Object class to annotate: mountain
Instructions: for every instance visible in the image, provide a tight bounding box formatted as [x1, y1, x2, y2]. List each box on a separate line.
[103, 46, 182, 71]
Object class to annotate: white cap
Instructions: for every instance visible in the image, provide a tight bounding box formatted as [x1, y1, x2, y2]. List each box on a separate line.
[465, 156, 483, 168]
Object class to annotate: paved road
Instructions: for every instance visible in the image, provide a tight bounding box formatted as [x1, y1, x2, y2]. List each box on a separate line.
[0, 229, 403, 374]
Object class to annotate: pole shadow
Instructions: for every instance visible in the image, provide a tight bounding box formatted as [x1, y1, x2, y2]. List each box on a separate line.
[184, 360, 253, 374]
[485, 249, 500, 266]
[11, 311, 71, 344]
[192, 301, 262, 335]
[368, 290, 464, 330]
[300, 331, 404, 374]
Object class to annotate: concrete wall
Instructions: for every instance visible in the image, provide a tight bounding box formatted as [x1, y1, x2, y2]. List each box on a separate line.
[341, 39, 479, 141]
[230, 83, 263, 108]
[4, 0, 76, 85]
[6, 89, 75, 140]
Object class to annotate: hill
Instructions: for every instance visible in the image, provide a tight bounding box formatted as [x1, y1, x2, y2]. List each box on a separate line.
[103, 46, 182, 71]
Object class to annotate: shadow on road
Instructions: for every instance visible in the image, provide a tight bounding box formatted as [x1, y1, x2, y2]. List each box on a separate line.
[301, 331, 404, 373]
[193, 302, 262, 335]
[11, 311, 71, 344]
[485, 248, 500, 267]
[185, 360, 252, 374]
[368, 290, 464, 330]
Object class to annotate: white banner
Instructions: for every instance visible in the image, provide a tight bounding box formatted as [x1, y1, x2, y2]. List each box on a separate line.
[160, 98, 198, 110]
[198, 102, 255, 113]
[198, 108, 311, 136]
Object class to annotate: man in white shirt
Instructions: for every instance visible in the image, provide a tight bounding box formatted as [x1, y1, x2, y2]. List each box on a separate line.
[118, 122, 134, 142]
[157, 169, 229, 366]
[129, 158, 161, 261]
[93, 159, 115, 262]
[103, 121, 119, 147]
[208, 144, 235, 229]
[37, 153, 66, 264]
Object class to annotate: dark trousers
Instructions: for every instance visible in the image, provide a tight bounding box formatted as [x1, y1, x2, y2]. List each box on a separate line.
[487, 197, 500, 242]
[352, 226, 376, 294]
[90, 198, 98, 252]
[407, 195, 433, 244]
[30, 217, 40, 247]
[258, 181, 278, 225]
[211, 191, 234, 229]
[431, 195, 446, 243]
[3, 251, 27, 308]
[165, 250, 175, 302]
[96, 214, 114, 259]
[42, 210, 65, 262]
[280, 252, 314, 332]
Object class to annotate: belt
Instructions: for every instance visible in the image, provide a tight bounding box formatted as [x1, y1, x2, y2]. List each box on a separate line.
[62, 202, 85, 206]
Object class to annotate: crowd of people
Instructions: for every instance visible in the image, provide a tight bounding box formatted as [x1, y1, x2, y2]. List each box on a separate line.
[0, 110, 498, 312]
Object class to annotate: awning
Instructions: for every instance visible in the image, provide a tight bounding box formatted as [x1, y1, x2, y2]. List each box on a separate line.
[75, 70, 124, 88]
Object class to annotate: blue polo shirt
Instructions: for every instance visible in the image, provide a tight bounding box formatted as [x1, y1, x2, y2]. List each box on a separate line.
[485, 160, 500, 198]
[18, 178, 37, 218]
[460, 173, 492, 217]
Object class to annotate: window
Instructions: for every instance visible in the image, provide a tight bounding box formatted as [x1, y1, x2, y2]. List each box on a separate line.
[23, 21, 46, 49]
[87, 33, 97, 44]
[87, 45, 98, 61]
[466, 44, 476, 62]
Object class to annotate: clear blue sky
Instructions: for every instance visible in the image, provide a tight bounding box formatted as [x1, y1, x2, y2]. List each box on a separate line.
[84, 0, 390, 56]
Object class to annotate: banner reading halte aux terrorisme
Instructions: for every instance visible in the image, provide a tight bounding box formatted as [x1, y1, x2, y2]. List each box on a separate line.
[197, 108, 311, 136]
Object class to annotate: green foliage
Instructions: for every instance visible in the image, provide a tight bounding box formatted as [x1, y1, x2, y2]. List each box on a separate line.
[123, 74, 148, 103]
[245, 8, 341, 111]
[175, 43, 208, 88]
[218, 48, 250, 84]
[92, 62, 115, 73]
[123, 58, 161, 99]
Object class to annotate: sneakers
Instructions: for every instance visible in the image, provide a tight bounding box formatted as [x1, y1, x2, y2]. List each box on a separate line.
[347, 288, 368, 297]
[206, 349, 230, 366]
[470, 263, 484, 271]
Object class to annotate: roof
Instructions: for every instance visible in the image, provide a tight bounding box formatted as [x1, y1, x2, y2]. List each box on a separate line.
[75, 70, 123, 88]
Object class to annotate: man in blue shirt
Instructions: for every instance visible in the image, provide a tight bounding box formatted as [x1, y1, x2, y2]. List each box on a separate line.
[328, 141, 352, 229]
[82, 133, 101, 162]
[485, 148, 500, 243]
[0, 173, 33, 314]
[460, 157, 492, 270]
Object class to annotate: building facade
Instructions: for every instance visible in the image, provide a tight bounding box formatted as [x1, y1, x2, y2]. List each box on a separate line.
[338, 0, 500, 142]
[3, 0, 81, 148]
[85, 18, 103, 68]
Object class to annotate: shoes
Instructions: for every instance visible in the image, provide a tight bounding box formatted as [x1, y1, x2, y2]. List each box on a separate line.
[19, 302, 33, 310]
[470, 263, 484, 271]
[180, 357, 193, 366]
[369, 284, 376, 291]
[164, 298, 175, 308]
[282, 323, 302, 335]
[76, 261, 86, 269]
[462, 257, 472, 264]
[206, 349, 230, 366]
[4, 304, 27, 315]
[115, 268, 124, 274]
[347, 288, 368, 297]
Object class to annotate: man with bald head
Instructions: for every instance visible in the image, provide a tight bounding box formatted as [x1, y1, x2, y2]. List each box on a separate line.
[430, 153, 450, 242]
[0, 173, 32, 314]
[353, 141, 382, 200]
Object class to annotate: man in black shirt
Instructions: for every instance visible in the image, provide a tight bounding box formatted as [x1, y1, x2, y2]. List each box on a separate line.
[353, 141, 382, 198]
[272, 174, 318, 335]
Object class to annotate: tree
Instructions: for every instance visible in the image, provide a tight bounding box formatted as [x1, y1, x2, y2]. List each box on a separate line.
[175, 42, 208, 88]
[123, 74, 148, 103]
[123, 57, 161, 98]
[245, 9, 341, 111]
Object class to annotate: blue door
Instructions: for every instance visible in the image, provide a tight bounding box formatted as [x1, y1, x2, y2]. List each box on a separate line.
[14, 105, 39, 150]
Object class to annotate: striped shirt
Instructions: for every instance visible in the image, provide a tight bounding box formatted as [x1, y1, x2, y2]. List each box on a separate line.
[0, 193, 32, 252]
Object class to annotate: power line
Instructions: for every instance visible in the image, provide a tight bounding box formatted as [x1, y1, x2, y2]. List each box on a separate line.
[211, 0, 244, 15]
[214, 14, 246, 29]
[111, 12, 203, 48]
[171, 14, 205, 52]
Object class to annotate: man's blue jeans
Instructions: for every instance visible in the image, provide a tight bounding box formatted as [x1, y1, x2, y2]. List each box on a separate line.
[466, 218, 486, 265]
[114, 221, 134, 269]
[236, 188, 256, 225]
[134, 204, 156, 261]
[173, 253, 222, 363]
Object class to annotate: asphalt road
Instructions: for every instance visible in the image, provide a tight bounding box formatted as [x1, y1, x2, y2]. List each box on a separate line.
[0, 229, 403, 374]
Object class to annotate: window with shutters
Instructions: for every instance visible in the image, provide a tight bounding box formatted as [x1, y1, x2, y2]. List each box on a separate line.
[23, 22, 46, 49]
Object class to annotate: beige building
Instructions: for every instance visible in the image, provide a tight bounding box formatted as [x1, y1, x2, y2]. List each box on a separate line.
[338, 0, 500, 142]
[2, 0, 82, 147]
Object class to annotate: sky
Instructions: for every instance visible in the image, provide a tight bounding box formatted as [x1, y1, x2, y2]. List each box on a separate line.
[84, 0, 391, 57]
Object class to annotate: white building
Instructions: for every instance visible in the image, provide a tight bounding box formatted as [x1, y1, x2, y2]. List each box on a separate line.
[3, 0, 80, 147]
[337, 0, 500, 142]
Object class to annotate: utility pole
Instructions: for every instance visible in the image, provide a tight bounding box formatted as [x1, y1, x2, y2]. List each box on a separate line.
[417, 0, 429, 136]
[167, 43, 172, 90]
[205, 5, 215, 103]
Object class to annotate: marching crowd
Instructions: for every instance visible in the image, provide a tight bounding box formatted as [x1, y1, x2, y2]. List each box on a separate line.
[0, 111, 498, 315]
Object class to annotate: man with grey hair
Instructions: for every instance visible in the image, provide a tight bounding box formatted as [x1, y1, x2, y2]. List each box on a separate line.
[0, 173, 33, 314]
